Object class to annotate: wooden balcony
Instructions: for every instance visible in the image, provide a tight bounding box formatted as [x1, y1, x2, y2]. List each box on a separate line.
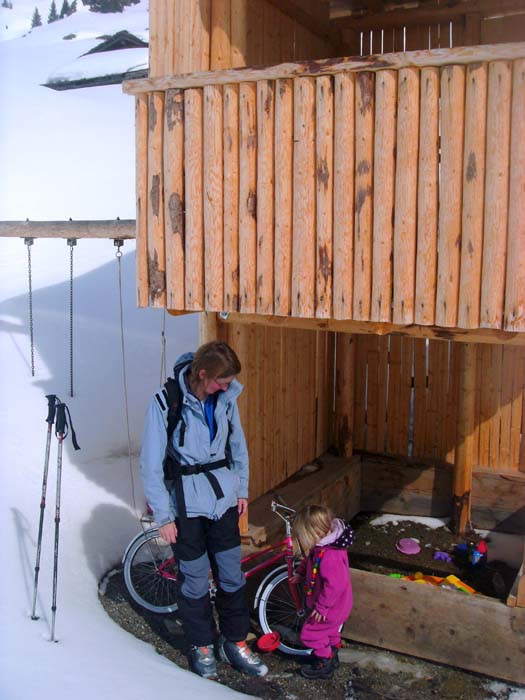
[123, 41, 525, 333]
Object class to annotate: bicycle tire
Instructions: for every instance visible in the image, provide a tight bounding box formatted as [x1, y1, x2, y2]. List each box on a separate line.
[257, 569, 311, 657]
[123, 528, 179, 614]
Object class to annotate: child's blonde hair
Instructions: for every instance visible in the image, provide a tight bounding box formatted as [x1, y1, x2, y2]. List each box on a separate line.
[293, 504, 333, 553]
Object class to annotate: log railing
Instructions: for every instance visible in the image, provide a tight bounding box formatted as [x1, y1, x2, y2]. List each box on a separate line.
[124, 42, 525, 332]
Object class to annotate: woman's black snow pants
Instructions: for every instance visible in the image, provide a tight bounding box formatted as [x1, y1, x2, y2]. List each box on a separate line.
[172, 506, 249, 646]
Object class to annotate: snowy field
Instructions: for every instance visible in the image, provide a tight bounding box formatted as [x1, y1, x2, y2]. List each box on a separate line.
[1, 3, 524, 700]
[0, 2, 244, 698]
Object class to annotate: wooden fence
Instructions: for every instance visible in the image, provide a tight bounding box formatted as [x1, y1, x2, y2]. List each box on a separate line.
[125, 42, 525, 332]
[352, 335, 525, 471]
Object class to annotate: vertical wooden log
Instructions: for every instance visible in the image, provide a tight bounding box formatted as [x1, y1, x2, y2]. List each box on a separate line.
[203, 84, 224, 311]
[136, 94, 149, 308]
[353, 72, 375, 321]
[354, 336, 367, 450]
[316, 76, 334, 319]
[453, 343, 477, 535]
[333, 73, 355, 320]
[436, 65, 465, 327]
[387, 336, 402, 454]
[210, 0, 231, 70]
[478, 344, 491, 467]
[274, 78, 294, 316]
[376, 335, 389, 454]
[292, 77, 316, 317]
[481, 61, 512, 329]
[256, 79, 275, 314]
[371, 70, 397, 323]
[231, 0, 248, 68]
[147, 91, 166, 307]
[504, 59, 525, 332]
[184, 89, 204, 310]
[164, 89, 185, 310]
[412, 338, 427, 457]
[239, 82, 257, 313]
[510, 348, 524, 467]
[489, 344, 503, 469]
[366, 336, 379, 451]
[393, 67, 420, 324]
[415, 67, 439, 325]
[499, 346, 515, 468]
[458, 62, 488, 328]
[148, 0, 162, 78]
[223, 84, 240, 310]
[335, 333, 355, 457]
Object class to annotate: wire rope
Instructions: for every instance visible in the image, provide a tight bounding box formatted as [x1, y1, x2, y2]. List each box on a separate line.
[25, 237, 35, 376]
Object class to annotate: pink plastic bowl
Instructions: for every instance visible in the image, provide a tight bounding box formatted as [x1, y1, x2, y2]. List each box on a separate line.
[257, 632, 281, 652]
[396, 538, 421, 555]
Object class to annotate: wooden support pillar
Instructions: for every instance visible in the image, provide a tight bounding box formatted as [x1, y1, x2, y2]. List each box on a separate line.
[335, 333, 356, 457]
[452, 342, 477, 534]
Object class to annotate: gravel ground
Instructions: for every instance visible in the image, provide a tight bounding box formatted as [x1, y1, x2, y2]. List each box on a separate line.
[99, 566, 524, 700]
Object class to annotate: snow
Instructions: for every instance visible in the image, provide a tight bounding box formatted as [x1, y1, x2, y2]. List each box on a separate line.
[47, 46, 148, 83]
[0, 3, 247, 699]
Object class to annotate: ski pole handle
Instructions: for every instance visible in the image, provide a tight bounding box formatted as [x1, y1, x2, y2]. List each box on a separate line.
[45, 394, 58, 425]
[55, 403, 66, 436]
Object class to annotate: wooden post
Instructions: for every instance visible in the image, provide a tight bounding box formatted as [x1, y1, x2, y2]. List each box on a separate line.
[164, 89, 185, 310]
[203, 84, 224, 311]
[223, 83, 240, 310]
[335, 333, 355, 457]
[333, 73, 355, 320]
[274, 78, 294, 316]
[504, 59, 525, 332]
[458, 62, 487, 329]
[436, 65, 465, 328]
[135, 94, 149, 308]
[453, 342, 477, 535]
[315, 76, 334, 319]
[393, 67, 419, 324]
[184, 89, 204, 310]
[480, 61, 512, 329]
[414, 67, 439, 325]
[292, 77, 316, 317]
[147, 91, 166, 307]
[353, 72, 374, 321]
[239, 82, 257, 313]
[256, 78, 275, 315]
[371, 70, 396, 323]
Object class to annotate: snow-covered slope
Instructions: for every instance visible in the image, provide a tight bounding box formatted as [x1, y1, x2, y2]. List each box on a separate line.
[0, 2, 247, 698]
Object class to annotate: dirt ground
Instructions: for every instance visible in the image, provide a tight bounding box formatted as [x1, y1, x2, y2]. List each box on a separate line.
[99, 514, 523, 699]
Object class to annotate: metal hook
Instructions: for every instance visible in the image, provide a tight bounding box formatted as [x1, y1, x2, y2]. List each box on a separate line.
[114, 239, 124, 258]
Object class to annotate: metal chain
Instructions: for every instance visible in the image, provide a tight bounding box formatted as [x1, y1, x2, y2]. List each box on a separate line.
[25, 238, 35, 376]
[114, 239, 142, 521]
[67, 239, 76, 397]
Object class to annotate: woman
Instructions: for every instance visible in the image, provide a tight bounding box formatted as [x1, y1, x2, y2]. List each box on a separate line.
[140, 341, 267, 680]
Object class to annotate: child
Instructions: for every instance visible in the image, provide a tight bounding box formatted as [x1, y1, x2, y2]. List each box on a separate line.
[291, 504, 354, 679]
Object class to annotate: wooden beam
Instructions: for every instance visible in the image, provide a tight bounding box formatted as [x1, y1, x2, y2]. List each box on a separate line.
[0, 220, 136, 239]
[345, 567, 525, 685]
[122, 42, 525, 94]
[219, 311, 525, 346]
[331, 0, 525, 30]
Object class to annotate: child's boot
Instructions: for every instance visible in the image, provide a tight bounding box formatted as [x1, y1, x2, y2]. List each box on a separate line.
[299, 653, 336, 679]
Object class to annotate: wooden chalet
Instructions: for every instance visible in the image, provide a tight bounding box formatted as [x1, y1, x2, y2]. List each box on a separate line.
[121, 0, 525, 683]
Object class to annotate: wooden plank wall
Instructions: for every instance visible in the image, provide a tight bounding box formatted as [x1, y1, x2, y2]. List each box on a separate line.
[136, 50, 525, 334]
[350, 335, 525, 472]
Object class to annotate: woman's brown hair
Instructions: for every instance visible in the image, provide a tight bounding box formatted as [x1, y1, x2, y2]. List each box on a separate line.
[191, 341, 241, 380]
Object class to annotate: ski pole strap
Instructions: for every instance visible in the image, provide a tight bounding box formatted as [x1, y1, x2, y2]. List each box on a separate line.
[54, 402, 81, 451]
[45, 394, 58, 425]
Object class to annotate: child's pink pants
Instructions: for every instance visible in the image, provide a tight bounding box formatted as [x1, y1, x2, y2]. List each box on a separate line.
[300, 619, 343, 658]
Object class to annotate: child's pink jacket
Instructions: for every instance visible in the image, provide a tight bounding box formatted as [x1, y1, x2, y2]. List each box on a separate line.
[296, 519, 353, 623]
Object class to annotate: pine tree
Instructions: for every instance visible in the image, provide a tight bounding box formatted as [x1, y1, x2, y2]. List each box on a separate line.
[70, 0, 77, 12]
[59, 0, 70, 18]
[84, 0, 139, 12]
[31, 7, 43, 27]
[48, 0, 58, 22]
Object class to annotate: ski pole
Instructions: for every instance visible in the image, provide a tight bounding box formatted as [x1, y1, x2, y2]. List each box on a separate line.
[50, 401, 80, 643]
[31, 394, 58, 620]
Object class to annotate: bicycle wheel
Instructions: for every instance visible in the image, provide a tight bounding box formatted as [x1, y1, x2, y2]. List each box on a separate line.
[257, 569, 311, 656]
[123, 528, 179, 614]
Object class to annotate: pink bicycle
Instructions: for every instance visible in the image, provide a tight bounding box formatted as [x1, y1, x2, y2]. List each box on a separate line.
[122, 501, 310, 656]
